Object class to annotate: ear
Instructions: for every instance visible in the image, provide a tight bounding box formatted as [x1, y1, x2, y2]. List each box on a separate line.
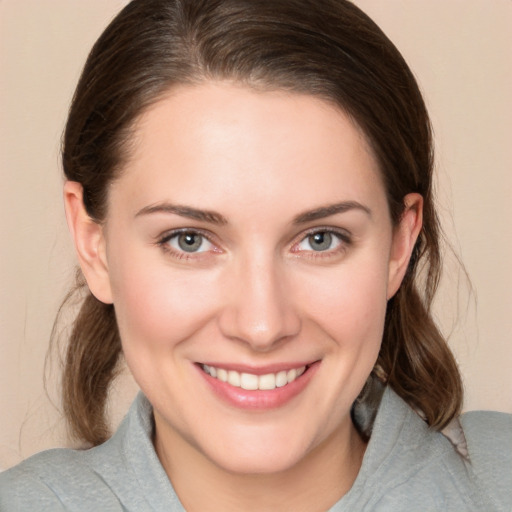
[64, 181, 113, 304]
[387, 193, 423, 299]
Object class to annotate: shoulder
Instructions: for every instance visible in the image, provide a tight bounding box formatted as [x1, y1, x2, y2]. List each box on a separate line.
[0, 445, 124, 511]
[345, 388, 512, 511]
[460, 409, 512, 510]
[460, 408, 512, 455]
[0, 394, 142, 511]
[0, 393, 179, 512]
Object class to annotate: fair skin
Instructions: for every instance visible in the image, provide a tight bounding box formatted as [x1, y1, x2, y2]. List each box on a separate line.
[65, 82, 422, 511]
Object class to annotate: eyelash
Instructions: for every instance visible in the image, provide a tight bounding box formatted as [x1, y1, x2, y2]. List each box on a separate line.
[156, 227, 352, 261]
[157, 228, 218, 260]
[291, 227, 352, 259]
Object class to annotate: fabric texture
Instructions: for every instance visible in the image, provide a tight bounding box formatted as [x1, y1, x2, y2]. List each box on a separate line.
[1, 388, 510, 511]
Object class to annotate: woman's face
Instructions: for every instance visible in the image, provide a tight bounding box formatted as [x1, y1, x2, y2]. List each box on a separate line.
[81, 82, 420, 475]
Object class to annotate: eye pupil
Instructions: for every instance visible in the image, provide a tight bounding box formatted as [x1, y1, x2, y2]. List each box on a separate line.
[178, 233, 202, 252]
[309, 232, 332, 251]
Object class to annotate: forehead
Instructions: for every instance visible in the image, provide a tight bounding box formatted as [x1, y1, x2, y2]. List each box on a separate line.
[111, 82, 386, 218]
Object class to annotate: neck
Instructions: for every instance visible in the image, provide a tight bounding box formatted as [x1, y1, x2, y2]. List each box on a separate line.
[155, 418, 366, 512]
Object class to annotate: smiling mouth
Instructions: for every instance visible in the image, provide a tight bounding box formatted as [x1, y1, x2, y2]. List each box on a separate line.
[201, 364, 309, 391]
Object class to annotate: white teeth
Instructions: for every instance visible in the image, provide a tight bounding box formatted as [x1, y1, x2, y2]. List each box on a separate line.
[228, 370, 241, 387]
[240, 373, 259, 390]
[276, 371, 288, 388]
[202, 364, 308, 390]
[258, 373, 276, 390]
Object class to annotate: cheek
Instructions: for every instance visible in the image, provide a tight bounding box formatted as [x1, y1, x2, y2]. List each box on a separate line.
[108, 252, 222, 354]
[299, 256, 390, 346]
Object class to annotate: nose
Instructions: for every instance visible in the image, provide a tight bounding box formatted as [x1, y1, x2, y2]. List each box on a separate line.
[218, 254, 301, 351]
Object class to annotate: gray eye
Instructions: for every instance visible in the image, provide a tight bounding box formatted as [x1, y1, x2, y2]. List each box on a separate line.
[307, 232, 333, 251]
[177, 233, 203, 252]
[163, 230, 215, 256]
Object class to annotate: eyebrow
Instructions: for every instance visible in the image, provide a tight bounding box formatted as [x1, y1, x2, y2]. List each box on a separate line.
[135, 200, 371, 225]
[135, 203, 228, 225]
[293, 201, 372, 224]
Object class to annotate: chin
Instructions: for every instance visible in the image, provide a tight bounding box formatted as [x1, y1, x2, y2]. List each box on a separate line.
[211, 447, 305, 476]
[200, 424, 317, 476]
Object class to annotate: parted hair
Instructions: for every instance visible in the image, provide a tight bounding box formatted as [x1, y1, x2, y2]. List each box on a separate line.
[59, 0, 463, 446]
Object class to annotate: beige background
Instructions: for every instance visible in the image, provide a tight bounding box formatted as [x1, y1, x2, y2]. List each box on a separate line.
[1, 1, 511, 471]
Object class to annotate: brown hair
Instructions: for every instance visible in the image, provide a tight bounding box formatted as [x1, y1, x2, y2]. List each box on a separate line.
[59, 0, 462, 446]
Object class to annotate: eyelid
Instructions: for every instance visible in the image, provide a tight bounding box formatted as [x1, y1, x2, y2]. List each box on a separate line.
[290, 226, 352, 254]
[155, 225, 351, 260]
[156, 227, 221, 257]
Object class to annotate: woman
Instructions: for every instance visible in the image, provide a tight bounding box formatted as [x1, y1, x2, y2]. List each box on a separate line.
[1, 0, 510, 510]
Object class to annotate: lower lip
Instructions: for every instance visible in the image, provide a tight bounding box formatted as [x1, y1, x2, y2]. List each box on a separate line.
[196, 362, 320, 410]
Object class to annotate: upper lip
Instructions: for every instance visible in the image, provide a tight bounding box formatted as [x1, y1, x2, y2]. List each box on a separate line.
[197, 361, 318, 375]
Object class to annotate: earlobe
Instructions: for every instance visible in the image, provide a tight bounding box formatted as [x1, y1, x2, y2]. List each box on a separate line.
[387, 193, 423, 299]
[64, 181, 113, 304]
